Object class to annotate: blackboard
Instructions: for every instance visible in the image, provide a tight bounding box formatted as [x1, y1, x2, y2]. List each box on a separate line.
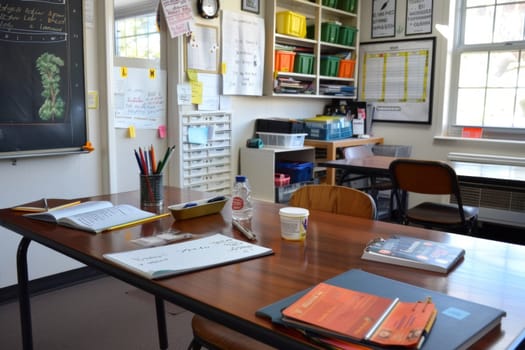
[0, 0, 86, 156]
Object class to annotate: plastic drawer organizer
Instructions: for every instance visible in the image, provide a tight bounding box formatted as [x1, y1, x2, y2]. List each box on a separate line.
[256, 132, 307, 148]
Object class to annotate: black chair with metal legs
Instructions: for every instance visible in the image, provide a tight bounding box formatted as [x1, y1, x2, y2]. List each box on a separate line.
[389, 158, 479, 234]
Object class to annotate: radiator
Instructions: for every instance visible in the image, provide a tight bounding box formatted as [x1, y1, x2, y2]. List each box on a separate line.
[448, 153, 525, 212]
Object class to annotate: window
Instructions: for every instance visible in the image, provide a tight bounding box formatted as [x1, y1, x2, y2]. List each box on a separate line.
[449, 0, 525, 138]
[115, 13, 160, 59]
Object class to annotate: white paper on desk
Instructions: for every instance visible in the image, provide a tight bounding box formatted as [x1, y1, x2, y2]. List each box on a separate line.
[103, 233, 273, 279]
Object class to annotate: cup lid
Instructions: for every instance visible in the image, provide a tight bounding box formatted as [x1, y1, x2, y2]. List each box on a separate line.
[279, 207, 309, 217]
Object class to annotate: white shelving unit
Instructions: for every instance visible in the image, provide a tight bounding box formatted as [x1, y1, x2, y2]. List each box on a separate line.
[240, 146, 316, 202]
[171, 111, 233, 196]
[264, 0, 360, 98]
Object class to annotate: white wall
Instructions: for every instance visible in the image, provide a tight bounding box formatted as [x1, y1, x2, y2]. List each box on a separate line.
[2, 0, 523, 289]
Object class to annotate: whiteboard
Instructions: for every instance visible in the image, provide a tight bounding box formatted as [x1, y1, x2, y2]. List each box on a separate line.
[358, 38, 435, 124]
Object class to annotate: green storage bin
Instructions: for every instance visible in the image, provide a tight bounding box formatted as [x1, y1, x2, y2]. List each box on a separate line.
[306, 24, 315, 39]
[322, 0, 338, 8]
[337, 0, 357, 13]
[321, 22, 340, 43]
[337, 26, 357, 46]
[294, 53, 315, 74]
[320, 56, 340, 77]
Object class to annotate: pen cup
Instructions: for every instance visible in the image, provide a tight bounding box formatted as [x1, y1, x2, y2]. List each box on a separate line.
[279, 207, 309, 241]
[140, 174, 164, 209]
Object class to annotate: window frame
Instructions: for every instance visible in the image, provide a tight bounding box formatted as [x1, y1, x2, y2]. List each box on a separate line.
[447, 0, 525, 140]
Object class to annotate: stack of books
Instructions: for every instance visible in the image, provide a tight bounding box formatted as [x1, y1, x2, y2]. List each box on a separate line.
[256, 269, 506, 350]
[274, 77, 312, 94]
[281, 283, 437, 349]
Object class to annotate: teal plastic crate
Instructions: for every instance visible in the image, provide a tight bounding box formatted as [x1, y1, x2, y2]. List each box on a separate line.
[337, 26, 357, 46]
[304, 116, 353, 140]
[294, 53, 315, 74]
[320, 56, 340, 76]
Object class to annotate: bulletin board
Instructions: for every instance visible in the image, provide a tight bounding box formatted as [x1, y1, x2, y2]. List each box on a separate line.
[358, 37, 435, 124]
[0, 0, 87, 158]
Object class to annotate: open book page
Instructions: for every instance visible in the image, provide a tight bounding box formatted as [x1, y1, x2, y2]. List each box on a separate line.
[59, 204, 155, 233]
[103, 233, 274, 279]
[24, 201, 113, 223]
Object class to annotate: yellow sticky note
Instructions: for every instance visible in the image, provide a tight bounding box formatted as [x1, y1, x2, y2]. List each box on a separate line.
[120, 66, 128, 78]
[221, 62, 227, 75]
[128, 125, 136, 138]
[187, 69, 198, 81]
[191, 81, 203, 105]
[149, 68, 156, 79]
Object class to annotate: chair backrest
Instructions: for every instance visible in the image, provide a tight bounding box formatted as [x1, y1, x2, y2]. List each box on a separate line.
[288, 185, 377, 219]
[389, 159, 461, 196]
[388, 159, 468, 221]
[343, 145, 374, 160]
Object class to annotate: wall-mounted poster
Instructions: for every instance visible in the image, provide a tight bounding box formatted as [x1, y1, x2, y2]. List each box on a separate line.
[358, 38, 435, 124]
[221, 10, 264, 96]
[406, 0, 433, 35]
[372, 0, 396, 38]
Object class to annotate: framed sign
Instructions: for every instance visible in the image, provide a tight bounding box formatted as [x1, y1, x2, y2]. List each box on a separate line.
[406, 0, 433, 35]
[372, 0, 396, 38]
[241, 0, 260, 14]
[358, 37, 436, 124]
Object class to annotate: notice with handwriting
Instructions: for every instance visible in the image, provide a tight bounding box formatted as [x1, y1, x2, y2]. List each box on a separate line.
[103, 233, 273, 279]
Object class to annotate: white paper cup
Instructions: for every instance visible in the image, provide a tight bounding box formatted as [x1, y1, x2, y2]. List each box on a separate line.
[279, 207, 309, 241]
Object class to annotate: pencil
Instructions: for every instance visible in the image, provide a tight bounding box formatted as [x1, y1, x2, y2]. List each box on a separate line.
[103, 212, 171, 232]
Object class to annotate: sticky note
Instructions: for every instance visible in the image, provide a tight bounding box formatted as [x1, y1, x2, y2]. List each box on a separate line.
[221, 62, 227, 75]
[158, 125, 166, 139]
[149, 68, 156, 79]
[191, 81, 203, 105]
[187, 69, 198, 81]
[120, 66, 128, 78]
[128, 125, 136, 138]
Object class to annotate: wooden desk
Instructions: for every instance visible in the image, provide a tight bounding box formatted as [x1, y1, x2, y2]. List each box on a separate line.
[1, 187, 524, 350]
[320, 156, 525, 228]
[319, 155, 525, 189]
[304, 136, 384, 185]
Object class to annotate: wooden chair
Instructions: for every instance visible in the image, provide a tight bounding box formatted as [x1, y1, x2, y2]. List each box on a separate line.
[389, 159, 479, 234]
[288, 184, 377, 219]
[188, 185, 376, 350]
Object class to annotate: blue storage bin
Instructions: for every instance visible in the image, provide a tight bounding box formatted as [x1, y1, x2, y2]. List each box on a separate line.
[276, 161, 314, 183]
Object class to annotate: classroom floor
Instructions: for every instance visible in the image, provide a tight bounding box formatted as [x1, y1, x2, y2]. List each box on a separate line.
[0, 276, 195, 350]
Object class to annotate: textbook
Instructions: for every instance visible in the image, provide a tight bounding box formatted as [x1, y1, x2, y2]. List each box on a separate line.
[281, 283, 437, 348]
[361, 235, 465, 273]
[103, 233, 274, 279]
[256, 269, 506, 350]
[24, 200, 159, 234]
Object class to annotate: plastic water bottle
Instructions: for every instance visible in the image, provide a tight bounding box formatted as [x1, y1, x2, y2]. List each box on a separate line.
[232, 175, 253, 222]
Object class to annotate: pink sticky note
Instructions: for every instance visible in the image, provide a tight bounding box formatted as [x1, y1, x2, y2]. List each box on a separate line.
[158, 125, 166, 139]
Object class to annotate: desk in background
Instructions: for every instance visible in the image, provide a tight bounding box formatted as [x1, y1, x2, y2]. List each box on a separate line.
[320, 156, 525, 231]
[1, 187, 524, 349]
[304, 136, 384, 185]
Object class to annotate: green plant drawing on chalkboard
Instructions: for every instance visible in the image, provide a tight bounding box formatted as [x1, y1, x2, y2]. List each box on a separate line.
[36, 53, 65, 121]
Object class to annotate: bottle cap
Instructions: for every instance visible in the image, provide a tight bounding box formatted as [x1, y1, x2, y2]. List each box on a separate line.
[235, 175, 246, 182]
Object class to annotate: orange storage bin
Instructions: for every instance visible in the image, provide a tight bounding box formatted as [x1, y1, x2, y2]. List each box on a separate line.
[338, 59, 356, 78]
[275, 51, 296, 72]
